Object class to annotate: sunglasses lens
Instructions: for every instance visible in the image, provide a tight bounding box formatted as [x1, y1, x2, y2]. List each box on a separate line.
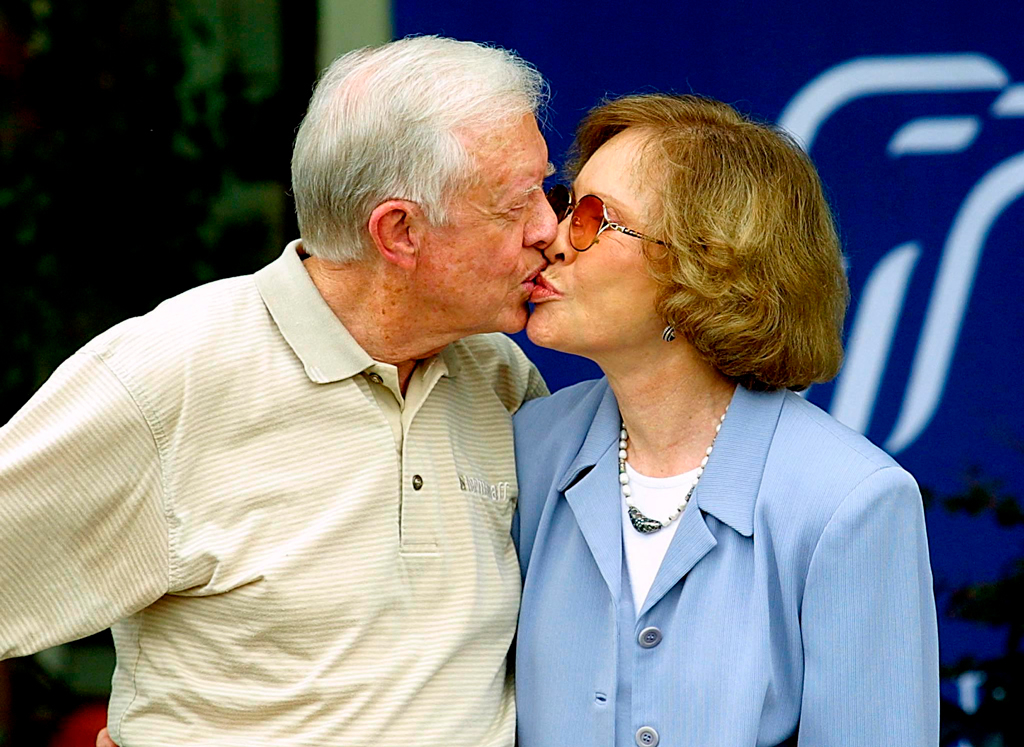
[571, 195, 604, 250]
[545, 185, 572, 222]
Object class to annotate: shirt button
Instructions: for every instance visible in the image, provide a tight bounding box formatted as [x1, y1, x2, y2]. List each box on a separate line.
[635, 726, 659, 746]
[368, 373, 383, 384]
[638, 626, 662, 648]
[412, 475, 424, 491]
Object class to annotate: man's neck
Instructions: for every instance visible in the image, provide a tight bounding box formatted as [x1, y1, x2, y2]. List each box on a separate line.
[303, 256, 452, 394]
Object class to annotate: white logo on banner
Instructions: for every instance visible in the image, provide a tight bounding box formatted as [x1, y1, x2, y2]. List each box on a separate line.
[779, 54, 1024, 453]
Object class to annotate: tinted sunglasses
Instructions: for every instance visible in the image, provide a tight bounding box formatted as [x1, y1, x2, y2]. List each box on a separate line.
[545, 183, 668, 251]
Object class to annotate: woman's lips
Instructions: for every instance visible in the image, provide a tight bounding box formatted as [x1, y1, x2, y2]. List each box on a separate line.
[520, 267, 544, 294]
[529, 274, 562, 303]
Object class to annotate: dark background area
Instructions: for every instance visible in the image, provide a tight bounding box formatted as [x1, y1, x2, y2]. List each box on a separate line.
[0, 0, 316, 422]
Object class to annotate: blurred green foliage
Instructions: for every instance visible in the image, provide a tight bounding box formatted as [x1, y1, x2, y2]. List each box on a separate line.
[936, 468, 1023, 747]
[0, 0, 295, 421]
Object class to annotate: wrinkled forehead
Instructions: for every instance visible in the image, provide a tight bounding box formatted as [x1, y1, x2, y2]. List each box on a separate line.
[458, 116, 550, 192]
[460, 114, 546, 163]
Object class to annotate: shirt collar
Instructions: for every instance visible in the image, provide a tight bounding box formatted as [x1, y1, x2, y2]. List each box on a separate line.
[254, 240, 459, 384]
[556, 379, 785, 537]
[438, 344, 462, 378]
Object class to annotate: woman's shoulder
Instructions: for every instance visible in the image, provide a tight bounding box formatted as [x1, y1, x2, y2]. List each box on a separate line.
[514, 377, 610, 438]
[774, 390, 904, 477]
[757, 389, 920, 527]
[512, 378, 612, 497]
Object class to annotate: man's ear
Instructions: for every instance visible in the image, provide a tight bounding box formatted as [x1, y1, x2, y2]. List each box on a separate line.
[368, 200, 424, 271]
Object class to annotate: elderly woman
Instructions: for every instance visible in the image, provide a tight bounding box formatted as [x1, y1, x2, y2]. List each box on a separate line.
[514, 94, 939, 746]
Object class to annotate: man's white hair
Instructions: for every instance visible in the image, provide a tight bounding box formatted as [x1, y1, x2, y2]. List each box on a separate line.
[291, 35, 548, 263]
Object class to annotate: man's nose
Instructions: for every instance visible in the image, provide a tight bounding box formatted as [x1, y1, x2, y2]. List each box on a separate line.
[526, 191, 559, 251]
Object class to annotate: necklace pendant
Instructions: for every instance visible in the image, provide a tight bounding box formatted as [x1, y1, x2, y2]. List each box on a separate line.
[628, 507, 664, 534]
[619, 403, 728, 536]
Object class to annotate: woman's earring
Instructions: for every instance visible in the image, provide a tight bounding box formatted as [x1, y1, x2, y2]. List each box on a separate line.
[662, 325, 677, 342]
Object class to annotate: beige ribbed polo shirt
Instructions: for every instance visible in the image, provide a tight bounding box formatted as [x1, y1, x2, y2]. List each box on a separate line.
[0, 241, 547, 746]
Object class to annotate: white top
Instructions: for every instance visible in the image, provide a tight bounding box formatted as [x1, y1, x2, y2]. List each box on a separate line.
[621, 463, 700, 614]
[0, 241, 547, 746]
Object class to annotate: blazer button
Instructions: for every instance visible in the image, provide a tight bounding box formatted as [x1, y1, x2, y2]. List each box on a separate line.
[635, 726, 659, 746]
[638, 626, 662, 648]
[412, 475, 424, 490]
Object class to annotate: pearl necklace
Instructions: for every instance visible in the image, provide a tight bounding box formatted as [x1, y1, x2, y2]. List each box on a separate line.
[619, 405, 729, 534]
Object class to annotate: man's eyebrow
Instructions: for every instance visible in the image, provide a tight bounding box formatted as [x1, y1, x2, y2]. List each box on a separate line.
[521, 163, 557, 197]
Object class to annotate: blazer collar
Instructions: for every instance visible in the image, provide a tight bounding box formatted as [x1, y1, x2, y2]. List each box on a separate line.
[556, 382, 621, 493]
[693, 385, 785, 537]
[555, 379, 785, 538]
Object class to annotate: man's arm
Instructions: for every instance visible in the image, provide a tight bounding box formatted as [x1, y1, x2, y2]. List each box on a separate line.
[0, 351, 170, 657]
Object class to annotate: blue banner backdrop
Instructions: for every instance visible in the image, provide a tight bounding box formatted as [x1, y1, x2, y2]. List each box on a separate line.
[395, 0, 1024, 716]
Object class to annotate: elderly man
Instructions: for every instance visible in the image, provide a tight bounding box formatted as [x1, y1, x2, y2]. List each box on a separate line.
[0, 36, 556, 745]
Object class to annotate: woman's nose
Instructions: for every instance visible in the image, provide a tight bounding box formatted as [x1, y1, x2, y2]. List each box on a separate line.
[542, 219, 578, 265]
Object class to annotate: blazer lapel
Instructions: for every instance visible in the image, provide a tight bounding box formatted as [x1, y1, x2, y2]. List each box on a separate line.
[637, 500, 718, 617]
[637, 386, 786, 616]
[564, 451, 623, 603]
[558, 382, 624, 602]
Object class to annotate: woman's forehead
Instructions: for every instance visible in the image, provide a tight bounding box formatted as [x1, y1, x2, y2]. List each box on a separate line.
[575, 131, 654, 214]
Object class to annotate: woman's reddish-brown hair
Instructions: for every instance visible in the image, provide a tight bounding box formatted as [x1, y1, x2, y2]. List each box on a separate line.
[569, 93, 849, 390]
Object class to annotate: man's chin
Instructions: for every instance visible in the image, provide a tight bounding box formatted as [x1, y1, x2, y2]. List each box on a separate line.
[495, 304, 530, 335]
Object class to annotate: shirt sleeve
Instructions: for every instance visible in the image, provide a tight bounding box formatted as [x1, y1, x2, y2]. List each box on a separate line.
[523, 359, 549, 402]
[797, 466, 940, 746]
[0, 351, 171, 658]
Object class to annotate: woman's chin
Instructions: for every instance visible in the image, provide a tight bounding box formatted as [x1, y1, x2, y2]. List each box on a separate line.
[525, 313, 566, 352]
[524, 316, 548, 346]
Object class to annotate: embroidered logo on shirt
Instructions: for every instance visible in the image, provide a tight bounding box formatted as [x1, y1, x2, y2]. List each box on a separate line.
[458, 474, 513, 502]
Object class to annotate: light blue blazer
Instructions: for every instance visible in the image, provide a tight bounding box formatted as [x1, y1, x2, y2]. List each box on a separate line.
[512, 379, 939, 747]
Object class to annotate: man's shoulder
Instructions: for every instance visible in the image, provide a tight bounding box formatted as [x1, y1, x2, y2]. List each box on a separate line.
[451, 332, 530, 367]
[448, 334, 548, 411]
[84, 275, 261, 358]
[80, 274, 267, 395]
